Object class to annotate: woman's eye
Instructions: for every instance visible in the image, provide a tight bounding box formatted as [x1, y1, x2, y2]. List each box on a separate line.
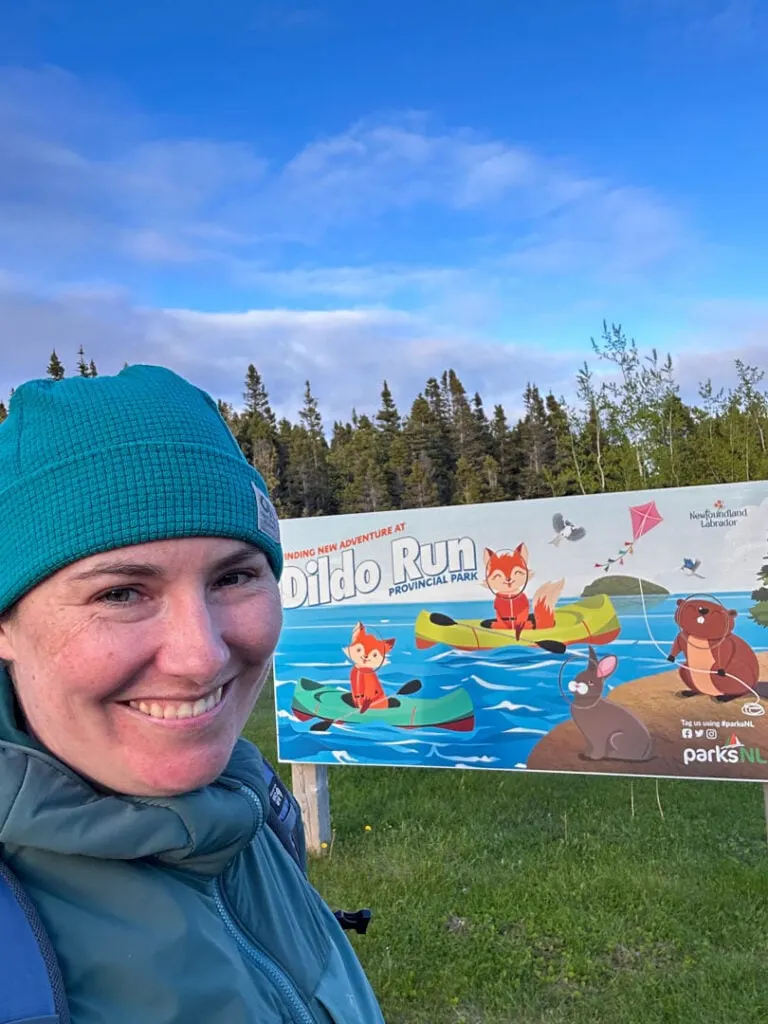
[216, 570, 258, 587]
[98, 587, 139, 604]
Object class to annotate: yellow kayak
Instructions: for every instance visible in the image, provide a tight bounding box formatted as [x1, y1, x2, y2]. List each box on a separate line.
[413, 594, 620, 652]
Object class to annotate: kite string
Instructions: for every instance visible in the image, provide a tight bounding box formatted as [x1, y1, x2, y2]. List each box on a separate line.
[636, 577, 764, 705]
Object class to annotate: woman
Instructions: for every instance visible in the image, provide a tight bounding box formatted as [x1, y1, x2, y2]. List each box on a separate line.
[0, 364, 385, 1023]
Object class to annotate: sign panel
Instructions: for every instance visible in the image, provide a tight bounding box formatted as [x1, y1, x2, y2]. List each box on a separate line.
[273, 481, 768, 782]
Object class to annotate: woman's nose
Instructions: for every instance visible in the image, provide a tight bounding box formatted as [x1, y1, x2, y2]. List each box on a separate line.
[155, 595, 230, 685]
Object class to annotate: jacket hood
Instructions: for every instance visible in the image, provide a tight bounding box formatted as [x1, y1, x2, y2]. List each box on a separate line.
[0, 666, 269, 876]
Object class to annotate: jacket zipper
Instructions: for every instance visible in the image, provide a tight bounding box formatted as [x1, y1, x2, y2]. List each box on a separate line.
[211, 783, 317, 1024]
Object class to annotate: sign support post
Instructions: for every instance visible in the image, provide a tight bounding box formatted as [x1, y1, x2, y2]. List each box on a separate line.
[291, 763, 331, 855]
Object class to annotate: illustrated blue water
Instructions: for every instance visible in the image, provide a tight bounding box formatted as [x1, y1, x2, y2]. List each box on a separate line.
[272, 593, 768, 770]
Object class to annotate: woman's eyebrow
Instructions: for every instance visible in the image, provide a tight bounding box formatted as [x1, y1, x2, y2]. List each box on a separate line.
[68, 544, 261, 582]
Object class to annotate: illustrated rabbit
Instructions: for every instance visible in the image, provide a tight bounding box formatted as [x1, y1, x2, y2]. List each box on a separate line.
[567, 647, 654, 762]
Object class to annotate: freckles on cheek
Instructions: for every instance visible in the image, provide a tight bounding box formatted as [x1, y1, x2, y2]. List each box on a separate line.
[25, 613, 117, 719]
[34, 608, 101, 662]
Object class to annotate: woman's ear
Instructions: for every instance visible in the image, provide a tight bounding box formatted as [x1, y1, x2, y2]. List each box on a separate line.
[0, 609, 18, 663]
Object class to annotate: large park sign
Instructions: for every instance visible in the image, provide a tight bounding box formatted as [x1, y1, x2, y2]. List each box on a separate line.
[273, 481, 768, 787]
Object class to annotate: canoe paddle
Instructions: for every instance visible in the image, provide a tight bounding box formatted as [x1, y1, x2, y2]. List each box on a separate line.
[308, 678, 423, 732]
[428, 612, 566, 655]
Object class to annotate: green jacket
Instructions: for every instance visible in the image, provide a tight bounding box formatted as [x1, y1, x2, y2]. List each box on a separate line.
[0, 670, 385, 1023]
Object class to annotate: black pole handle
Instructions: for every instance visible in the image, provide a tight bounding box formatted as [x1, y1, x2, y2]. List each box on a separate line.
[333, 908, 372, 934]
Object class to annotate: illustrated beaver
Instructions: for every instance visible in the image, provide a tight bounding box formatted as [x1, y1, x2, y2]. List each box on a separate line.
[566, 646, 654, 762]
[667, 596, 768, 703]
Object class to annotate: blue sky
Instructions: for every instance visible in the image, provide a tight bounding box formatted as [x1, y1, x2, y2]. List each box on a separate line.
[0, 0, 766, 421]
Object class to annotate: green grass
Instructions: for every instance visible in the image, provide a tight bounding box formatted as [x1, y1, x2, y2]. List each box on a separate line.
[244, 679, 768, 1024]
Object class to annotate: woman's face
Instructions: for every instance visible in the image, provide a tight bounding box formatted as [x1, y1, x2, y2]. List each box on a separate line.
[0, 537, 283, 797]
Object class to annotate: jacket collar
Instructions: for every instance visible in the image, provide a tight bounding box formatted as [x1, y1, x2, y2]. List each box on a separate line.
[0, 666, 269, 876]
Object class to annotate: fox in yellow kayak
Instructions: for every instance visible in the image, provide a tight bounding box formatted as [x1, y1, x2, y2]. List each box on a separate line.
[482, 544, 565, 640]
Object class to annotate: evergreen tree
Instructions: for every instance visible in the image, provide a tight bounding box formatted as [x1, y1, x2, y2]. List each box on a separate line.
[514, 383, 556, 498]
[329, 413, 391, 513]
[286, 381, 334, 516]
[402, 395, 442, 507]
[413, 381, 454, 504]
[489, 404, 521, 498]
[235, 365, 280, 495]
[471, 393, 492, 455]
[243, 364, 276, 426]
[47, 350, 65, 380]
[375, 380, 400, 438]
[375, 380, 405, 506]
[453, 455, 486, 505]
[217, 400, 237, 430]
[77, 346, 89, 377]
[543, 392, 583, 497]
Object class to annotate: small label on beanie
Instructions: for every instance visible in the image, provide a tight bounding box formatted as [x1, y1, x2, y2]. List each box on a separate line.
[252, 481, 281, 544]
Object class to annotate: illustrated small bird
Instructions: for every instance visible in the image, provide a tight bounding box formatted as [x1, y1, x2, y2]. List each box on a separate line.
[680, 557, 705, 578]
[550, 512, 586, 546]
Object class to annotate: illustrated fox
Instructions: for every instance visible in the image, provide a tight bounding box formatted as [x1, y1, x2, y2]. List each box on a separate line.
[481, 544, 564, 639]
[342, 622, 396, 713]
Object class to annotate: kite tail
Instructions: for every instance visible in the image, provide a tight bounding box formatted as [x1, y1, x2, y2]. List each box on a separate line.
[596, 541, 636, 573]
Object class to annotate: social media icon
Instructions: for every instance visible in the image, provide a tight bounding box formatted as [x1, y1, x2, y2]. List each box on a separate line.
[682, 728, 692, 739]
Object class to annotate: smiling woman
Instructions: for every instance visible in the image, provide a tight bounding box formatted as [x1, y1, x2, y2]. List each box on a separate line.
[0, 365, 384, 1024]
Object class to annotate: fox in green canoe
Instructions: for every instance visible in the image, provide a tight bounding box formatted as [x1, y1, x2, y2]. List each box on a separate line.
[342, 622, 396, 713]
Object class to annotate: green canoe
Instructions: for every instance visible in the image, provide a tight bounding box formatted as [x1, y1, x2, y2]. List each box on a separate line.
[414, 594, 620, 652]
[291, 677, 475, 732]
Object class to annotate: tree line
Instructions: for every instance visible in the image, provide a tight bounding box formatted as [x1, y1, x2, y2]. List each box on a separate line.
[3, 323, 767, 620]
[2, 326, 767, 514]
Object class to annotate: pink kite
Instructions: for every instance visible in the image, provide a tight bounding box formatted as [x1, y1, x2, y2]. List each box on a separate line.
[630, 501, 664, 541]
[595, 500, 664, 572]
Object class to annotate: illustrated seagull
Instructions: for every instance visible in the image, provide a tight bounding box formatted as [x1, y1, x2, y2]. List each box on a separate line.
[550, 512, 587, 546]
[680, 557, 705, 579]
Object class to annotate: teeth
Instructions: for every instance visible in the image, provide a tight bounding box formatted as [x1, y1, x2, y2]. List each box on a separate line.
[128, 686, 223, 720]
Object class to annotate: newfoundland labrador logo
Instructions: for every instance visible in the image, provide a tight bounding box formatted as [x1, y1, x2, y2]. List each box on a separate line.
[689, 498, 748, 529]
[682, 733, 766, 767]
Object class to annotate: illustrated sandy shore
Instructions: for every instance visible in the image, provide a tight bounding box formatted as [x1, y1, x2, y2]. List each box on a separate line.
[527, 654, 768, 781]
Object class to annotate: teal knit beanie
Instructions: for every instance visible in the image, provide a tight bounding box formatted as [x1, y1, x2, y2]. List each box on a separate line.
[0, 364, 283, 615]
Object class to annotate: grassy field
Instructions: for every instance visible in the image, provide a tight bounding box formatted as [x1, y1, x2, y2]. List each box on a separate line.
[244, 679, 768, 1024]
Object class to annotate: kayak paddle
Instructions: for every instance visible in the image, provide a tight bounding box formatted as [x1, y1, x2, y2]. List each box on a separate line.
[308, 678, 423, 732]
[428, 612, 566, 655]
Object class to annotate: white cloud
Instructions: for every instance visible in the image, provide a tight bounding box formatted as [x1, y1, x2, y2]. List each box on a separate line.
[273, 117, 692, 275]
[0, 282, 577, 425]
[0, 66, 695, 292]
[231, 262, 481, 306]
[0, 281, 765, 431]
[670, 299, 768, 395]
[623, 0, 766, 54]
[691, 0, 761, 49]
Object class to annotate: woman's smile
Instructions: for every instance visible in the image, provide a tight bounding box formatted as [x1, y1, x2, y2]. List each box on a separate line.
[120, 679, 233, 725]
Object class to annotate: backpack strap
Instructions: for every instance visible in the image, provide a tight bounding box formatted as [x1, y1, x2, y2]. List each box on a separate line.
[0, 858, 70, 1023]
[259, 756, 308, 874]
